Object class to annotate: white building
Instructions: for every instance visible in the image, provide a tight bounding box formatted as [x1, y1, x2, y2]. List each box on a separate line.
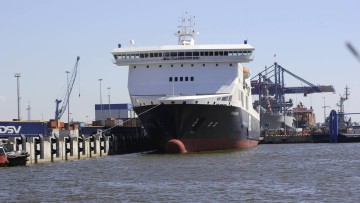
[95, 103, 136, 121]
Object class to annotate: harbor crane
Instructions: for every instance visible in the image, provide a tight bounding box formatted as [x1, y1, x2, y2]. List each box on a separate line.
[251, 62, 335, 114]
[55, 56, 80, 120]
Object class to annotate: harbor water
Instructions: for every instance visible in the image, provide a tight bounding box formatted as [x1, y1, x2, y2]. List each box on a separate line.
[1, 143, 360, 202]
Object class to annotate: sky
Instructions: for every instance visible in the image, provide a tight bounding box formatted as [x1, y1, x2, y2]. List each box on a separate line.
[0, 0, 359, 123]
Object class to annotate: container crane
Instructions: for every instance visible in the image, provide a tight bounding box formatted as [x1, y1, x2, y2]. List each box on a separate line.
[251, 62, 335, 114]
[55, 56, 80, 120]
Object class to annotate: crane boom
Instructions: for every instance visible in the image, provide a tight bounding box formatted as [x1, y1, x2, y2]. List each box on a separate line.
[55, 56, 80, 120]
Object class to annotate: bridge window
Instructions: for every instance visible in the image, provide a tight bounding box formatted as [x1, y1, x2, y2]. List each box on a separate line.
[180, 77, 183, 81]
[169, 77, 172, 82]
[185, 77, 188, 81]
[191, 77, 194, 81]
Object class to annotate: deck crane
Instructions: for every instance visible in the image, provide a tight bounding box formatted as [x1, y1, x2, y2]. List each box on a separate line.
[251, 62, 335, 114]
[55, 56, 80, 121]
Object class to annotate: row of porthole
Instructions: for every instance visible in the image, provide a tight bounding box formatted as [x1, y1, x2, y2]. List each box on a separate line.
[169, 76, 194, 82]
[133, 63, 233, 69]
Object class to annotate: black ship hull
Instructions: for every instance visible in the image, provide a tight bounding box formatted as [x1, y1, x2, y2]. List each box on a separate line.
[134, 104, 261, 153]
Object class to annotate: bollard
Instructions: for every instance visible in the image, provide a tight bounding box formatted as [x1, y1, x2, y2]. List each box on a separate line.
[102, 134, 107, 154]
[77, 135, 85, 159]
[69, 136, 74, 157]
[99, 135, 105, 156]
[108, 134, 114, 155]
[15, 137, 22, 151]
[64, 136, 71, 160]
[15, 134, 26, 151]
[50, 136, 58, 162]
[34, 137, 41, 164]
[89, 135, 95, 158]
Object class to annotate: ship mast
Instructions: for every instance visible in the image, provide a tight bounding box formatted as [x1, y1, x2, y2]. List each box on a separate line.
[337, 86, 350, 113]
[174, 12, 199, 45]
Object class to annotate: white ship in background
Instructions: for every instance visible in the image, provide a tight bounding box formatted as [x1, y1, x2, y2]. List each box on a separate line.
[112, 14, 260, 153]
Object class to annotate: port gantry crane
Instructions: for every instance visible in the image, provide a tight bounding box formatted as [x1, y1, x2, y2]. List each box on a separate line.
[251, 62, 335, 114]
[55, 56, 80, 121]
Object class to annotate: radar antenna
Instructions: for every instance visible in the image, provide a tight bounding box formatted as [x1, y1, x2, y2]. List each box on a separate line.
[174, 12, 199, 45]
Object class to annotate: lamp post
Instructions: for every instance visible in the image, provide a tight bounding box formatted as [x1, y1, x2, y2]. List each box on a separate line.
[14, 73, 21, 120]
[322, 97, 330, 125]
[98, 79, 103, 124]
[107, 87, 111, 118]
[66, 71, 70, 129]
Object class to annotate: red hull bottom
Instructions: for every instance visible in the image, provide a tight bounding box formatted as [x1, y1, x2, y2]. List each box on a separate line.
[165, 138, 259, 153]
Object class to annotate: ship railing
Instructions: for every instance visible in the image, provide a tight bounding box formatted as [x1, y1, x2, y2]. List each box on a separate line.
[113, 55, 253, 65]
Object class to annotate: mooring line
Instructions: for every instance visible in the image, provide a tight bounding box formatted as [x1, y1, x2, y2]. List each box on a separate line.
[99, 103, 162, 134]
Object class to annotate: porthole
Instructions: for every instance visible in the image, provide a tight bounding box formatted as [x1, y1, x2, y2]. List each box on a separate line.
[159, 65, 162, 68]
[147, 65, 149, 68]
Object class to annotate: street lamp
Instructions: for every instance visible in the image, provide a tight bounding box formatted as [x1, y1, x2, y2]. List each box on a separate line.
[107, 87, 111, 118]
[98, 79, 103, 124]
[66, 71, 70, 129]
[322, 97, 330, 125]
[14, 73, 21, 120]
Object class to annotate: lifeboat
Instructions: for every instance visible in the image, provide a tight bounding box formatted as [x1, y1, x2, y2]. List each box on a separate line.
[243, 67, 250, 79]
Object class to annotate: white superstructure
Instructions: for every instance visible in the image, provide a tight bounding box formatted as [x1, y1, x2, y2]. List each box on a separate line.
[111, 15, 259, 121]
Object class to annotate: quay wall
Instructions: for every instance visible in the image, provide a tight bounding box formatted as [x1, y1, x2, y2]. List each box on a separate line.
[4, 131, 110, 164]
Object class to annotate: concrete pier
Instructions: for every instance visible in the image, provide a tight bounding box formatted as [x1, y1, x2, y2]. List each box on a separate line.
[5, 131, 110, 164]
[260, 134, 312, 144]
[1, 126, 156, 165]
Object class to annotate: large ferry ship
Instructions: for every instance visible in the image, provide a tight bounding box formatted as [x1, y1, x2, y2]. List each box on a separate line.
[112, 15, 260, 153]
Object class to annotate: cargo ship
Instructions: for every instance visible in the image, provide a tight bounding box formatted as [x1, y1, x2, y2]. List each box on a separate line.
[111, 14, 260, 153]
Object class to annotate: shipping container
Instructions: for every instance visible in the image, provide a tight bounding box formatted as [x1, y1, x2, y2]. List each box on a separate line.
[0, 121, 49, 138]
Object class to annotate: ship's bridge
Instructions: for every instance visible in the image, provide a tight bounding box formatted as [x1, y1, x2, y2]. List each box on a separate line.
[111, 44, 254, 66]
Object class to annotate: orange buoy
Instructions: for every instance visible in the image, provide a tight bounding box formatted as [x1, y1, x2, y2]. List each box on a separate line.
[165, 139, 187, 154]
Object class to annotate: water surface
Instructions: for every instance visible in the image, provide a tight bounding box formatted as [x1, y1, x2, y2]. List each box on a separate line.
[1, 143, 360, 202]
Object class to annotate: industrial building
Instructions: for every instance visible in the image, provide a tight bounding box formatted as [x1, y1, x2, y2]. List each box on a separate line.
[94, 103, 137, 124]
